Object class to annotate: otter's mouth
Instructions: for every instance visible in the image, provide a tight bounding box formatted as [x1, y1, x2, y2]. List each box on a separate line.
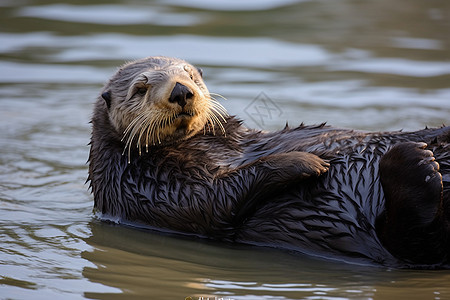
[175, 111, 194, 119]
[171, 110, 196, 130]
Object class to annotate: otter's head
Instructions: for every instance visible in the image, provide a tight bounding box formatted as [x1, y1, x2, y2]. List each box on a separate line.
[99, 56, 228, 160]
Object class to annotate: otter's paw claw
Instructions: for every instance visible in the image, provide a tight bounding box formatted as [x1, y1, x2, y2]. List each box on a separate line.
[396, 142, 440, 186]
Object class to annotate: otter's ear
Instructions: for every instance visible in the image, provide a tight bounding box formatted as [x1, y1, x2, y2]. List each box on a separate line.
[197, 68, 203, 78]
[101, 91, 112, 109]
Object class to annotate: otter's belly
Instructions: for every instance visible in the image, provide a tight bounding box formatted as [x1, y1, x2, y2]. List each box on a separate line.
[235, 151, 399, 265]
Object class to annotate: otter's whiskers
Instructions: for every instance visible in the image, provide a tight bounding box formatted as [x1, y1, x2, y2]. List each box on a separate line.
[121, 96, 228, 163]
[121, 110, 171, 163]
[205, 94, 228, 136]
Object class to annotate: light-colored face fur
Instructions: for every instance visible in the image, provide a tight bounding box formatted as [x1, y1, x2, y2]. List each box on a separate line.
[102, 56, 227, 160]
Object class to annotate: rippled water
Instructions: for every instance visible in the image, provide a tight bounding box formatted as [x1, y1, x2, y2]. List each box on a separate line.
[1, 0, 449, 299]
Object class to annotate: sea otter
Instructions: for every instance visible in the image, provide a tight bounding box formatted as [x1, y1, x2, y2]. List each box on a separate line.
[88, 56, 450, 268]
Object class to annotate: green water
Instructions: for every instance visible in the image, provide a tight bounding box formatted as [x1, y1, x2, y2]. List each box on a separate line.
[1, 0, 449, 299]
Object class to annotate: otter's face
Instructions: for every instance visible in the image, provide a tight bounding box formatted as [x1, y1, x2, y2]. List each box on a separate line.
[100, 57, 227, 160]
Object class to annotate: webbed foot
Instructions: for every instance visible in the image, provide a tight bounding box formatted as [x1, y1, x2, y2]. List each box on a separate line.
[377, 142, 445, 264]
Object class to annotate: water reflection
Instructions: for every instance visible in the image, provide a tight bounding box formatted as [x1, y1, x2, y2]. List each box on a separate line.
[83, 221, 450, 300]
[82, 221, 372, 299]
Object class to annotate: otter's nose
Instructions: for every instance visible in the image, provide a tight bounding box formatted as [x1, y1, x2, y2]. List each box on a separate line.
[169, 82, 193, 108]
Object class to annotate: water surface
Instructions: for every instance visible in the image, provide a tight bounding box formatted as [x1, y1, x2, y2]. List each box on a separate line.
[1, 0, 449, 299]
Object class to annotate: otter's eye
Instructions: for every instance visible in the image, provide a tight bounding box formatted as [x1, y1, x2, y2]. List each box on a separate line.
[197, 68, 203, 77]
[184, 65, 195, 80]
[136, 87, 147, 96]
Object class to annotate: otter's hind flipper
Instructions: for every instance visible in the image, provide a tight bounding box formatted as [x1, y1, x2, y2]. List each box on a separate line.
[377, 142, 447, 264]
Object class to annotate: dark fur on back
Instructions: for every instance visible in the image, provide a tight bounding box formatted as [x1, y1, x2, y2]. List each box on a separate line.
[89, 97, 450, 268]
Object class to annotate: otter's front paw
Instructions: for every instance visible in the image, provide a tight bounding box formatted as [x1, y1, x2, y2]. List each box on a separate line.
[262, 152, 329, 181]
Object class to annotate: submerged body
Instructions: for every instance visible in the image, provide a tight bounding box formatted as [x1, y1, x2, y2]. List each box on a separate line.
[88, 56, 450, 268]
